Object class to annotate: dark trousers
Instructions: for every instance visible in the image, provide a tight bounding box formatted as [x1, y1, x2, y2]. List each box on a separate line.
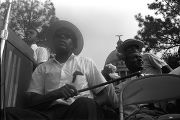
[45, 97, 118, 120]
[3, 107, 50, 120]
[3, 97, 118, 120]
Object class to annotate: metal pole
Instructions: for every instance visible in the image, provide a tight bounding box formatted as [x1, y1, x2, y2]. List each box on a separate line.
[1, 1, 13, 119]
[115, 35, 123, 41]
[1, 0, 13, 63]
[78, 71, 141, 93]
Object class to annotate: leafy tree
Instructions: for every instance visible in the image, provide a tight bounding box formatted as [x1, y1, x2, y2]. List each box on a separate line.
[0, 0, 56, 45]
[135, 0, 180, 53]
[162, 52, 180, 69]
[37, 16, 59, 42]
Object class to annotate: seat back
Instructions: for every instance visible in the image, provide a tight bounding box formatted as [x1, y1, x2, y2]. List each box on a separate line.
[119, 74, 180, 120]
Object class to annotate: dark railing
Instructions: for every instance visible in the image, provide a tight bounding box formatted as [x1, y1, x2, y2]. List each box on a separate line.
[1, 29, 36, 109]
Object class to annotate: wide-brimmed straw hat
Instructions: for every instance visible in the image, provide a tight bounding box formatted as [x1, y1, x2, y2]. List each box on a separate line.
[117, 39, 144, 54]
[46, 20, 84, 55]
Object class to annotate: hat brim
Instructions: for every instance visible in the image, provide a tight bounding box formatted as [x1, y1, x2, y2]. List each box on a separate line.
[119, 39, 144, 53]
[105, 50, 123, 65]
[46, 20, 84, 55]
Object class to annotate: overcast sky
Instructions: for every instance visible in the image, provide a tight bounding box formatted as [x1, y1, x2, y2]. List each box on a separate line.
[52, 0, 155, 69]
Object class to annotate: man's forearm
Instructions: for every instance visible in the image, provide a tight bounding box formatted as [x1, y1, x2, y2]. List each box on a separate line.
[105, 84, 119, 108]
[94, 84, 119, 108]
[26, 89, 63, 109]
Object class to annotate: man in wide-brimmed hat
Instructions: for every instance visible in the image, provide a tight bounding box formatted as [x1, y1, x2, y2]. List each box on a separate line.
[26, 20, 119, 120]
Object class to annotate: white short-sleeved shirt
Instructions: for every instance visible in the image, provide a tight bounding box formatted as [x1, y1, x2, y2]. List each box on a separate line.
[142, 53, 167, 75]
[35, 47, 49, 63]
[31, 44, 49, 64]
[27, 54, 106, 105]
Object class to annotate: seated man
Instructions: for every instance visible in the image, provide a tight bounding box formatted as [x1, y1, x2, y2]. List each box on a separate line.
[26, 20, 119, 120]
[27, 29, 50, 64]
[116, 39, 167, 119]
[117, 39, 172, 75]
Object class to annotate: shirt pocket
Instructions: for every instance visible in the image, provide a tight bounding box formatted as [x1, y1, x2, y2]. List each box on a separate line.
[73, 75, 93, 98]
[73, 75, 88, 90]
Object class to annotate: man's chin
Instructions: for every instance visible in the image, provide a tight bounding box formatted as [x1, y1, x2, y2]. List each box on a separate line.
[55, 48, 69, 54]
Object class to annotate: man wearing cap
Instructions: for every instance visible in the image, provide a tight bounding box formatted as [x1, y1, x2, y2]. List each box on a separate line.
[117, 39, 172, 75]
[26, 20, 119, 120]
[116, 39, 172, 98]
[117, 39, 144, 74]
[116, 39, 173, 119]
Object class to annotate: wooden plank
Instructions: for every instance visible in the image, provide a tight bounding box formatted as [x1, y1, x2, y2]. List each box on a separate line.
[7, 54, 17, 106]
[5, 50, 13, 107]
[12, 57, 21, 107]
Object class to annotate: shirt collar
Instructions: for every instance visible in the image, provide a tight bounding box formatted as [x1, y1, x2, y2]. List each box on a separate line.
[51, 53, 75, 65]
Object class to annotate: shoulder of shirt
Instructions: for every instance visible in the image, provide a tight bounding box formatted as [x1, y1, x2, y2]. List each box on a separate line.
[37, 59, 53, 67]
[143, 53, 160, 59]
[34, 59, 56, 72]
[37, 55, 95, 67]
[74, 55, 94, 63]
[36, 46, 47, 51]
